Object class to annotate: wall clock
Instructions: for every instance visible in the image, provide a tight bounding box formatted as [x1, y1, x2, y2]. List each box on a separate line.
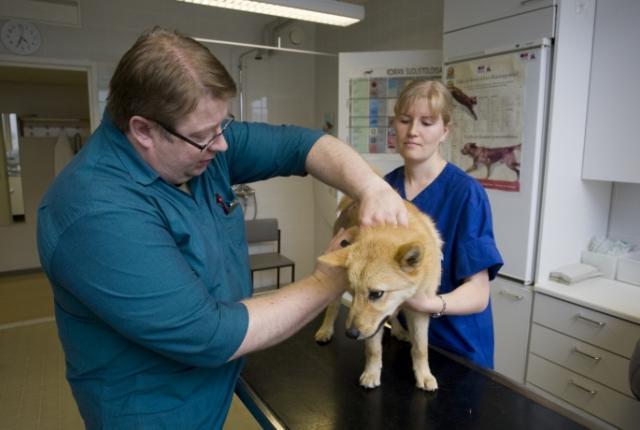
[1, 20, 42, 55]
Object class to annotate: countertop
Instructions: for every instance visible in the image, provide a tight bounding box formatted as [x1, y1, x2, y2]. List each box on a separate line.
[237, 306, 589, 430]
[535, 278, 640, 324]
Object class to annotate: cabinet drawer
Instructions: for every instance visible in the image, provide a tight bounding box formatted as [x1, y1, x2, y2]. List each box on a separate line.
[533, 294, 640, 358]
[527, 354, 640, 429]
[529, 324, 632, 397]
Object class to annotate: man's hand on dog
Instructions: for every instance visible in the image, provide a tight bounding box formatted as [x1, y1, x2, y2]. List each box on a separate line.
[313, 228, 353, 293]
[357, 180, 408, 228]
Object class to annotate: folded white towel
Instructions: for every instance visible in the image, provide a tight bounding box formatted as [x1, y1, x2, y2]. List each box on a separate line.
[549, 263, 601, 285]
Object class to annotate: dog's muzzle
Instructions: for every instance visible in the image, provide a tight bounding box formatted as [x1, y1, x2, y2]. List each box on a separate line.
[345, 326, 360, 339]
[345, 316, 389, 340]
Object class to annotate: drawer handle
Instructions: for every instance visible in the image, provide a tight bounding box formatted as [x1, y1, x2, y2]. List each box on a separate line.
[575, 314, 606, 327]
[568, 379, 598, 396]
[572, 347, 602, 362]
[499, 290, 524, 301]
[520, 0, 543, 5]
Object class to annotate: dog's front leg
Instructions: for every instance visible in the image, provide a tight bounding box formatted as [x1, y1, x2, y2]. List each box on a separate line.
[314, 298, 341, 344]
[359, 328, 384, 389]
[465, 162, 477, 174]
[405, 309, 438, 391]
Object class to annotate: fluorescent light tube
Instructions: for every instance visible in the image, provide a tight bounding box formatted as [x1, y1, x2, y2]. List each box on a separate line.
[176, 0, 365, 27]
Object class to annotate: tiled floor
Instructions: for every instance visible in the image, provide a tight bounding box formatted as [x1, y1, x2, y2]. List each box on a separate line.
[0, 271, 260, 429]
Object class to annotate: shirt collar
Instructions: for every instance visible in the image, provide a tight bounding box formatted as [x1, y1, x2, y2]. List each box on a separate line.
[101, 111, 160, 186]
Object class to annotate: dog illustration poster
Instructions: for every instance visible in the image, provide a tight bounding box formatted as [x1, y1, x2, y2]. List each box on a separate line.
[348, 74, 437, 154]
[445, 53, 526, 192]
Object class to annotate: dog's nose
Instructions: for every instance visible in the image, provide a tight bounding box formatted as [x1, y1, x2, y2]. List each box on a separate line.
[345, 327, 360, 339]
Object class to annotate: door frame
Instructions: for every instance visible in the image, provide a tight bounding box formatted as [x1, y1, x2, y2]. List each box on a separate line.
[0, 54, 100, 130]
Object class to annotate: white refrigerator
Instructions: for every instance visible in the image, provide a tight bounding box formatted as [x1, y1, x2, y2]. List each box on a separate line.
[443, 40, 552, 285]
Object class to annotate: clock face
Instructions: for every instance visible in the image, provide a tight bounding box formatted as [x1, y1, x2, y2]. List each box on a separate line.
[1, 20, 42, 55]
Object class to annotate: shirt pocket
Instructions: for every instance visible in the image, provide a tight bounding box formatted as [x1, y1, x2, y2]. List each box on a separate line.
[215, 188, 246, 247]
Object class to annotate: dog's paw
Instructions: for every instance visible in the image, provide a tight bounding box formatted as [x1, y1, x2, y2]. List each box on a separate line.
[415, 374, 438, 392]
[359, 370, 381, 389]
[314, 327, 334, 345]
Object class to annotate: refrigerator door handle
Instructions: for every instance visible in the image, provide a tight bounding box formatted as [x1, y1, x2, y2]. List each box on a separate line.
[498, 289, 524, 301]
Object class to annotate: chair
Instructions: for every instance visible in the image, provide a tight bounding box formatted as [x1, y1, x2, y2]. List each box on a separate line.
[245, 218, 295, 289]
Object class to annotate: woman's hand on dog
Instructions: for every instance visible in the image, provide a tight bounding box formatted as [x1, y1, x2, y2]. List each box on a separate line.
[403, 290, 442, 314]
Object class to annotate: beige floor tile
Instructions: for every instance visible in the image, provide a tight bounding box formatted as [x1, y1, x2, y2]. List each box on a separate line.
[0, 272, 53, 325]
[0, 321, 84, 430]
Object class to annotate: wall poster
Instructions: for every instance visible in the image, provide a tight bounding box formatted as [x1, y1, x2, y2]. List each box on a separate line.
[445, 52, 527, 192]
[347, 66, 440, 154]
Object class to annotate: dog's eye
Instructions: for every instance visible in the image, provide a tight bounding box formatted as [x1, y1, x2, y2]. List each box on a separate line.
[368, 290, 384, 301]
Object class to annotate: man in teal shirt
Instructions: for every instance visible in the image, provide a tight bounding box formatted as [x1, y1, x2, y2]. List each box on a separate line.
[37, 28, 407, 429]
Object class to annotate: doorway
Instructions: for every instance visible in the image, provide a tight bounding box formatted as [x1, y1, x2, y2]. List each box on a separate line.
[0, 57, 97, 272]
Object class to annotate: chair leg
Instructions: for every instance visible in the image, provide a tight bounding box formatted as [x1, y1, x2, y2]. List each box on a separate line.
[291, 265, 295, 284]
[276, 268, 280, 289]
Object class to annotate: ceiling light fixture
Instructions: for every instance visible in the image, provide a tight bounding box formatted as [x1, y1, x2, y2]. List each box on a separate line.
[176, 0, 365, 27]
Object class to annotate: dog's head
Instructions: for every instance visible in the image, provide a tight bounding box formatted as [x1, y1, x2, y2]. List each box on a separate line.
[461, 142, 477, 155]
[319, 221, 441, 340]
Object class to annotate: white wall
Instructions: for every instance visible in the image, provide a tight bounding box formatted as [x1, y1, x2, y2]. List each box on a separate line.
[238, 25, 320, 286]
[608, 183, 640, 247]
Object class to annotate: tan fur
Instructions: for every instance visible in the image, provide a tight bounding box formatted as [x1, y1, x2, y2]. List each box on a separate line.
[315, 198, 443, 391]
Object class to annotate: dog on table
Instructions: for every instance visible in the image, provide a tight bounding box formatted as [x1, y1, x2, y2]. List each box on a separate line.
[461, 142, 521, 180]
[314, 197, 442, 391]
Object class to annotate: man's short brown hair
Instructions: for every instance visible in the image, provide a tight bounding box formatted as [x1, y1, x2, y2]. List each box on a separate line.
[107, 27, 237, 131]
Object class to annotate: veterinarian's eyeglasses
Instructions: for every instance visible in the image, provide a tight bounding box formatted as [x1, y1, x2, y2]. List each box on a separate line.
[153, 114, 235, 152]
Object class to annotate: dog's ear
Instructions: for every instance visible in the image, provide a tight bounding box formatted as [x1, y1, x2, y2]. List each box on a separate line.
[318, 247, 350, 267]
[395, 241, 424, 272]
[318, 225, 359, 267]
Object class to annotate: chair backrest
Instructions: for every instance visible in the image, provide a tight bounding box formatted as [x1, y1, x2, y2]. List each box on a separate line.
[245, 218, 279, 244]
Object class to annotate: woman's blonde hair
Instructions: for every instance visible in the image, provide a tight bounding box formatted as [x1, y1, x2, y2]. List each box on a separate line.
[394, 79, 453, 126]
[107, 27, 237, 132]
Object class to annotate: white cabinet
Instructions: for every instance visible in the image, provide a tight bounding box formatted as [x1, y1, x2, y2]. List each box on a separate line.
[527, 293, 640, 429]
[443, 0, 554, 33]
[582, 0, 640, 183]
[490, 276, 532, 383]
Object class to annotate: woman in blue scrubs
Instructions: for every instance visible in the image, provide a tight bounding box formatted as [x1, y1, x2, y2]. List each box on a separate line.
[386, 80, 503, 368]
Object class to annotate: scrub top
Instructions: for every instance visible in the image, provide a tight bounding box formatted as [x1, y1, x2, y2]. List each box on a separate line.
[37, 113, 322, 429]
[385, 163, 503, 368]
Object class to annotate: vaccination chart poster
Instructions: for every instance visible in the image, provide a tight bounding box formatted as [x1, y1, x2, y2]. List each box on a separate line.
[445, 52, 526, 192]
[348, 67, 440, 154]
